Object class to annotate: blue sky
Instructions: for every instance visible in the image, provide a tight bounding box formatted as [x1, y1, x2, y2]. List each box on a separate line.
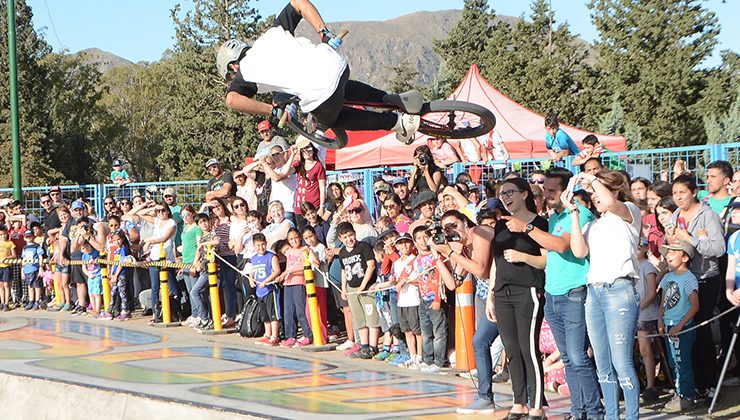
[26, 0, 738, 67]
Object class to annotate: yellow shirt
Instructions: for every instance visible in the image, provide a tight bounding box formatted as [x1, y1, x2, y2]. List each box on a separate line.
[0, 240, 16, 268]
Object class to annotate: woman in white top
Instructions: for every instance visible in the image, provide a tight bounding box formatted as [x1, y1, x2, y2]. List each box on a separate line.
[262, 201, 293, 249]
[566, 170, 641, 420]
[140, 202, 180, 324]
[261, 145, 298, 227]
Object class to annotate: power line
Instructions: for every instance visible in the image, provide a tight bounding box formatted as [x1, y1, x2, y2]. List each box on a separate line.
[41, 0, 64, 50]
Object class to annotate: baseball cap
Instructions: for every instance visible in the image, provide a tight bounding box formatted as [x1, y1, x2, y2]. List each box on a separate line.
[731, 200, 740, 208]
[257, 120, 271, 131]
[23, 229, 33, 237]
[659, 241, 695, 260]
[111, 159, 123, 167]
[466, 181, 479, 192]
[483, 197, 507, 212]
[205, 158, 219, 168]
[378, 228, 398, 240]
[295, 135, 312, 150]
[49, 186, 61, 194]
[394, 232, 413, 244]
[374, 183, 391, 194]
[163, 187, 176, 197]
[392, 177, 408, 186]
[412, 190, 437, 209]
[70, 201, 85, 211]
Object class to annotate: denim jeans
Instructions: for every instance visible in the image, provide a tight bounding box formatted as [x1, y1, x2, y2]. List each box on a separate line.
[472, 315, 499, 401]
[182, 272, 198, 295]
[189, 272, 210, 320]
[419, 299, 448, 367]
[665, 320, 696, 399]
[284, 284, 312, 339]
[586, 279, 640, 420]
[545, 288, 604, 419]
[217, 254, 239, 319]
[148, 266, 179, 308]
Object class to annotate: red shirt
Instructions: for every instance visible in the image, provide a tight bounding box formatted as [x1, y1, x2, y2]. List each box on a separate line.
[294, 162, 326, 214]
[9, 227, 26, 257]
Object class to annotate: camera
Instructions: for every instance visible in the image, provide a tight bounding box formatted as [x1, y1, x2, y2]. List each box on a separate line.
[426, 216, 461, 245]
[418, 154, 429, 166]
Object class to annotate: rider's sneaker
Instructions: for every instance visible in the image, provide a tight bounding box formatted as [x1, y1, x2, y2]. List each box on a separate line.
[384, 90, 423, 114]
[394, 113, 420, 145]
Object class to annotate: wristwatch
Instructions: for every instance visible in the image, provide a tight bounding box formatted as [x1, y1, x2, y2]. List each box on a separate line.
[524, 223, 534, 234]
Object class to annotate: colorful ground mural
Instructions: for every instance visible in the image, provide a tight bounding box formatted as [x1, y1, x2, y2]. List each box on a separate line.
[0, 314, 685, 419]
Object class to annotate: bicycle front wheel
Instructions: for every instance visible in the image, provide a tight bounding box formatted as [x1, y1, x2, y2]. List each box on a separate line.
[417, 100, 496, 139]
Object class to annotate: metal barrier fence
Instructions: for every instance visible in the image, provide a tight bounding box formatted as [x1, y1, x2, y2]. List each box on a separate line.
[2, 142, 739, 220]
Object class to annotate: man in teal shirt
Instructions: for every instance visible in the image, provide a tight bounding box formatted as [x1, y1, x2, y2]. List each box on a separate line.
[163, 187, 183, 248]
[698, 160, 734, 217]
[511, 167, 603, 420]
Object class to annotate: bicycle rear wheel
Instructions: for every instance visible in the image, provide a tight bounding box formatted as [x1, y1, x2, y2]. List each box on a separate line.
[417, 100, 495, 139]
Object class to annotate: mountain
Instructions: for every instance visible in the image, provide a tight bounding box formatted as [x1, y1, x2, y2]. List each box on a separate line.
[73, 48, 133, 73]
[75, 10, 593, 90]
[295, 10, 522, 90]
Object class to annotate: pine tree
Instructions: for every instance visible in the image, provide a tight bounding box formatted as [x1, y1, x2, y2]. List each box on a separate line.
[589, 0, 720, 148]
[156, 0, 268, 180]
[390, 61, 419, 94]
[0, 0, 59, 184]
[432, 0, 493, 96]
[481, 0, 599, 129]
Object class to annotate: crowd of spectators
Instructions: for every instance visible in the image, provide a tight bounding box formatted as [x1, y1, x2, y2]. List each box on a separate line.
[1, 116, 740, 419]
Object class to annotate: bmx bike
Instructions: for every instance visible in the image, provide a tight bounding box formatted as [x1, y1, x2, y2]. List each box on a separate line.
[274, 95, 497, 150]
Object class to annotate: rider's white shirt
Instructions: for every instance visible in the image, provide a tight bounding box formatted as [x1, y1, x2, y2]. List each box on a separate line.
[240, 26, 347, 113]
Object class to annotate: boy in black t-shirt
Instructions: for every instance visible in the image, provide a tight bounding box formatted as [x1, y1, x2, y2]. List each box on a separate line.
[337, 222, 380, 359]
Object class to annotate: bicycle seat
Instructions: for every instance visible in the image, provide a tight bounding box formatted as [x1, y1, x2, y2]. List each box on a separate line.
[382, 89, 423, 114]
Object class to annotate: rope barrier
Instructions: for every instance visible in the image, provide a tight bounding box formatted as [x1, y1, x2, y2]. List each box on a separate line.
[640, 304, 740, 339]
[0, 257, 194, 269]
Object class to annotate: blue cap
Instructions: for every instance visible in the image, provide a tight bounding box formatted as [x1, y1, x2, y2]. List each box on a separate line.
[392, 177, 408, 186]
[71, 201, 85, 211]
[23, 229, 33, 236]
[483, 197, 506, 212]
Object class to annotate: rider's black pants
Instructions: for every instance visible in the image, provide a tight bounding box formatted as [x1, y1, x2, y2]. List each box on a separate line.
[312, 66, 398, 131]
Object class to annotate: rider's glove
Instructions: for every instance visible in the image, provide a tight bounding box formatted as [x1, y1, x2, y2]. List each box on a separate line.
[320, 28, 342, 50]
[272, 103, 298, 125]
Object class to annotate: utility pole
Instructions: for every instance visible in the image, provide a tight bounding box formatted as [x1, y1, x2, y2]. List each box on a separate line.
[7, 0, 22, 199]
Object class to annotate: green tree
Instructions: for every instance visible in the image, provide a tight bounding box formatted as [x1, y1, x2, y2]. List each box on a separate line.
[704, 85, 740, 145]
[589, 0, 720, 148]
[390, 61, 419, 94]
[41, 52, 108, 184]
[0, 0, 59, 185]
[433, 0, 494, 97]
[156, 0, 268, 181]
[99, 62, 172, 182]
[481, 0, 600, 128]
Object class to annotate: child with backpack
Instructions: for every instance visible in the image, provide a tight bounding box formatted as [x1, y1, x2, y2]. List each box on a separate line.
[250, 233, 282, 346]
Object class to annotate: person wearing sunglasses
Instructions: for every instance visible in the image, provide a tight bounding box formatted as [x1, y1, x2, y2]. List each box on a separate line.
[140, 202, 181, 324]
[40, 193, 61, 232]
[293, 137, 327, 231]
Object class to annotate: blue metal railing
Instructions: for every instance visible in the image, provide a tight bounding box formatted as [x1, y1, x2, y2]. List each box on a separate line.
[3, 142, 738, 220]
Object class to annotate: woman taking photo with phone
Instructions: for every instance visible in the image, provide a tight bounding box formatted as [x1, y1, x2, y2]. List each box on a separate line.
[565, 170, 641, 420]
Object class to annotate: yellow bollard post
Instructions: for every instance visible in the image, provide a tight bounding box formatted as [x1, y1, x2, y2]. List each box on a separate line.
[100, 251, 111, 314]
[49, 242, 62, 308]
[303, 249, 325, 346]
[207, 245, 223, 332]
[159, 247, 172, 324]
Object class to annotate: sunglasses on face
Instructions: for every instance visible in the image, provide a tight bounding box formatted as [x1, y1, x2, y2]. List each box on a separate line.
[104, 201, 115, 205]
[155, 208, 166, 213]
[233, 203, 246, 209]
[530, 179, 545, 185]
[384, 204, 398, 209]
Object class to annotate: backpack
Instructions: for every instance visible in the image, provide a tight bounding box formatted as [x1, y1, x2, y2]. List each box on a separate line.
[238, 295, 265, 337]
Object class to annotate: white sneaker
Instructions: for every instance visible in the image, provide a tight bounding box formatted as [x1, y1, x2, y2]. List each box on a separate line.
[336, 340, 354, 351]
[394, 113, 420, 144]
[422, 364, 442, 374]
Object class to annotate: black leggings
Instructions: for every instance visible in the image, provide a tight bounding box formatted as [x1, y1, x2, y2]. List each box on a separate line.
[312, 67, 398, 131]
[692, 275, 720, 391]
[494, 285, 547, 409]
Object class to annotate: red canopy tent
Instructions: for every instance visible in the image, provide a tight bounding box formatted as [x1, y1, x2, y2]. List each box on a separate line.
[332, 64, 627, 170]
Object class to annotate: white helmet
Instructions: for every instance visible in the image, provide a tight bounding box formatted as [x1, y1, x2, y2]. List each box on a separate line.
[216, 39, 249, 80]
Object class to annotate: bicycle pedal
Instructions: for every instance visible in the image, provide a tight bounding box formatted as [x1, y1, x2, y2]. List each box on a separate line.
[304, 113, 317, 135]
